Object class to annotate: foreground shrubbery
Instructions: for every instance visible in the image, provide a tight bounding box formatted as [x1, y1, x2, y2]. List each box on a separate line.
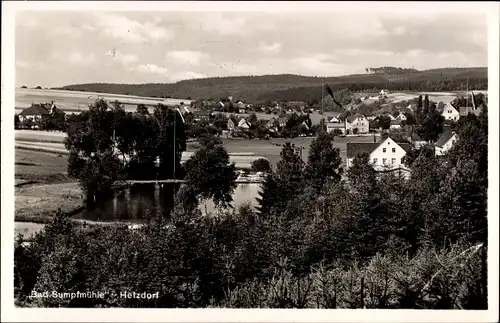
[14, 104, 488, 308]
[14, 207, 486, 309]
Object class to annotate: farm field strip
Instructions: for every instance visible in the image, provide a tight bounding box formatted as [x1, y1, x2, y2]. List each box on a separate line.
[15, 89, 193, 110]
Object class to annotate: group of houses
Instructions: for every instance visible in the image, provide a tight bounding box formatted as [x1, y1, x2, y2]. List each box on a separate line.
[326, 113, 370, 135]
[345, 127, 458, 178]
[225, 114, 311, 135]
[16, 101, 66, 129]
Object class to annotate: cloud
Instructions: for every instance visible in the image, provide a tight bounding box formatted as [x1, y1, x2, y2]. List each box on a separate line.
[258, 42, 282, 55]
[291, 54, 346, 73]
[136, 64, 169, 75]
[165, 50, 209, 66]
[68, 52, 96, 65]
[201, 14, 247, 35]
[91, 13, 174, 43]
[106, 50, 139, 66]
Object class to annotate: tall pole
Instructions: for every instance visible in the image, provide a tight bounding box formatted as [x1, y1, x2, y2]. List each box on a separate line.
[173, 109, 176, 203]
[466, 77, 469, 107]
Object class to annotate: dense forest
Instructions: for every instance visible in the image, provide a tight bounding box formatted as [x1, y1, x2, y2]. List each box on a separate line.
[55, 67, 487, 102]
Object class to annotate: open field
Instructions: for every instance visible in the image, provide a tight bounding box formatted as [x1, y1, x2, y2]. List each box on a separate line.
[15, 149, 71, 183]
[16, 130, 376, 169]
[15, 222, 46, 241]
[357, 90, 488, 105]
[15, 182, 84, 223]
[15, 88, 193, 114]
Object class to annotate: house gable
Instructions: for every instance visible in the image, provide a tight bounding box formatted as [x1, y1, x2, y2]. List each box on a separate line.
[238, 118, 250, 129]
[368, 137, 410, 169]
[442, 103, 460, 120]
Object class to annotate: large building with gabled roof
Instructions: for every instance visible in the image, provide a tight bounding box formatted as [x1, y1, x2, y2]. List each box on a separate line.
[346, 137, 412, 172]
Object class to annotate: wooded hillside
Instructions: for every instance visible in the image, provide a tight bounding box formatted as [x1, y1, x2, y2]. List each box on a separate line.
[56, 67, 488, 102]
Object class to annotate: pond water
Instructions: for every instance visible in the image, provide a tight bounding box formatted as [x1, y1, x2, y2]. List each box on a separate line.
[72, 183, 262, 223]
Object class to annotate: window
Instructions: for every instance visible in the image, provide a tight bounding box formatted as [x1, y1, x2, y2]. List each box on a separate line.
[391, 158, 396, 164]
[373, 158, 378, 164]
[383, 158, 387, 164]
[383, 148, 386, 153]
[392, 148, 396, 153]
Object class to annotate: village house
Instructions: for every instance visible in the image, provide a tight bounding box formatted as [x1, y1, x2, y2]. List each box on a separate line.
[441, 103, 460, 121]
[435, 130, 458, 156]
[459, 106, 482, 118]
[390, 120, 402, 130]
[379, 89, 389, 99]
[346, 137, 412, 172]
[227, 116, 238, 132]
[19, 101, 58, 122]
[346, 113, 369, 134]
[382, 112, 397, 121]
[192, 110, 212, 122]
[327, 122, 346, 135]
[396, 112, 407, 121]
[300, 121, 310, 132]
[237, 118, 251, 130]
[278, 116, 289, 129]
[409, 132, 427, 149]
[266, 118, 279, 133]
[18, 101, 66, 129]
[328, 112, 342, 123]
[237, 101, 247, 114]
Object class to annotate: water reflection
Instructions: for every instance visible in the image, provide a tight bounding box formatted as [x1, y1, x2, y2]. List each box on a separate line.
[73, 183, 262, 223]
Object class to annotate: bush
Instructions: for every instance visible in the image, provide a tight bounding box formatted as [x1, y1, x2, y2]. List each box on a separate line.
[251, 158, 271, 172]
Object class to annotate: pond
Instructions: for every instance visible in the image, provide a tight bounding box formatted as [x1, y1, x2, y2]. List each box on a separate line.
[72, 183, 262, 223]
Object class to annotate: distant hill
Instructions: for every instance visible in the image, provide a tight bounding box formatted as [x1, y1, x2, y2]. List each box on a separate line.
[55, 67, 487, 103]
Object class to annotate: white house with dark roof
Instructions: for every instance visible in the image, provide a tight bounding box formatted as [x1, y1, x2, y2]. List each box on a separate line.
[441, 103, 460, 121]
[328, 112, 342, 123]
[237, 118, 251, 130]
[390, 120, 402, 129]
[435, 130, 458, 156]
[346, 113, 369, 134]
[346, 137, 412, 172]
[396, 112, 407, 121]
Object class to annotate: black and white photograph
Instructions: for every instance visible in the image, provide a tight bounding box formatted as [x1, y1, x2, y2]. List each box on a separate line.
[1, 1, 499, 321]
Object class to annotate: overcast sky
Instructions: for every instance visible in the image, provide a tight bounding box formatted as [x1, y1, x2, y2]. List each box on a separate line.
[15, 8, 488, 88]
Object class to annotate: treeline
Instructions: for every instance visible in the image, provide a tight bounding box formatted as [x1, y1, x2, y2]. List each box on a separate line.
[65, 100, 186, 204]
[55, 68, 487, 102]
[366, 66, 419, 75]
[14, 102, 488, 308]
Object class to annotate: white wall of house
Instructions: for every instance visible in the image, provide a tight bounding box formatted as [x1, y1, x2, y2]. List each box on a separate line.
[238, 119, 250, 129]
[441, 104, 460, 121]
[347, 118, 369, 133]
[396, 113, 407, 121]
[19, 115, 42, 122]
[390, 124, 401, 130]
[369, 137, 408, 171]
[435, 133, 458, 156]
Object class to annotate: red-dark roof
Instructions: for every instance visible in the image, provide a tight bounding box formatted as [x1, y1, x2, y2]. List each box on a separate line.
[193, 110, 211, 117]
[459, 106, 482, 117]
[327, 123, 345, 128]
[347, 140, 411, 158]
[436, 130, 456, 148]
[20, 104, 50, 116]
[396, 142, 412, 152]
[346, 143, 380, 158]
